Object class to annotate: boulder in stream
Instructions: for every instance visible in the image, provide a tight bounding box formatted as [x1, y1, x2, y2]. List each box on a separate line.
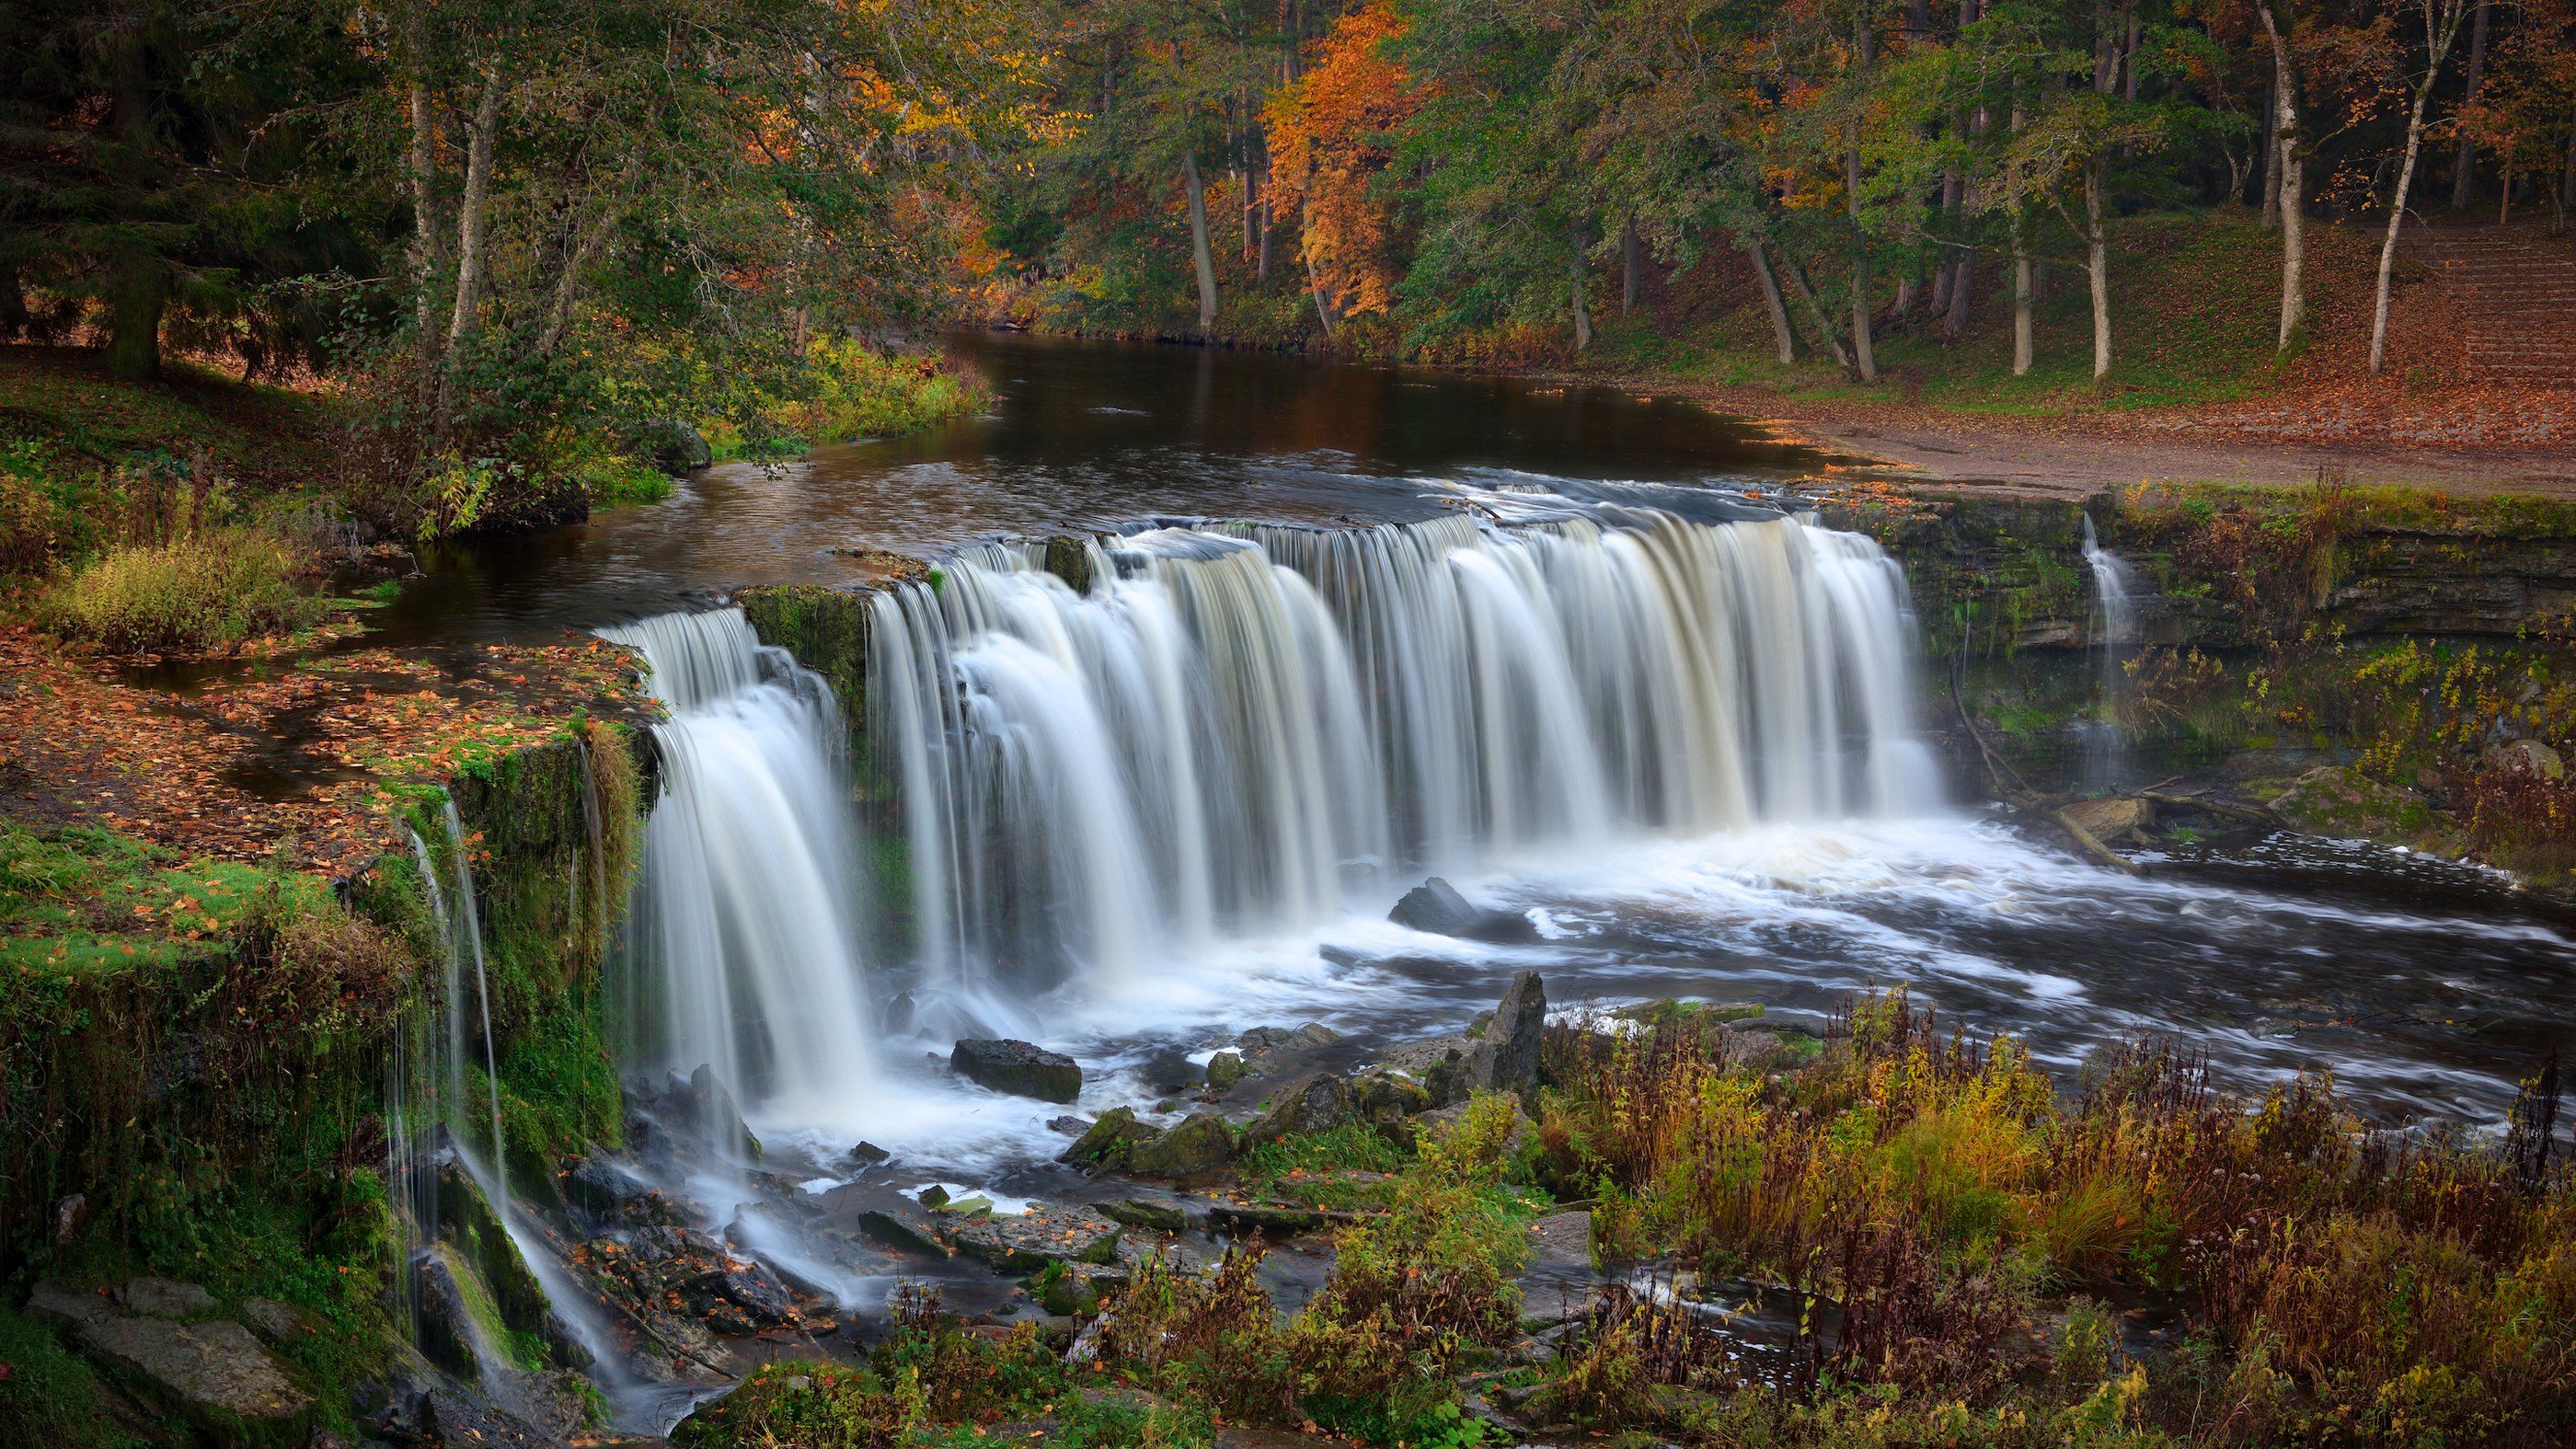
[1124, 1113, 1236, 1178]
[952, 1038, 1084, 1102]
[1239, 1075, 1352, 1146]
[1388, 878, 1535, 942]
[1062, 1107, 1158, 1168]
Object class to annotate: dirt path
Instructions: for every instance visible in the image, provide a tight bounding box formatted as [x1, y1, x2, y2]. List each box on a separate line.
[1756, 411, 2576, 500]
[1562, 368, 2576, 500]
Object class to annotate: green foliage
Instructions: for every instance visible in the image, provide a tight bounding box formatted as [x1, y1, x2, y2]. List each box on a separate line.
[37, 527, 322, 654]
[0, 1307, 137, 1449]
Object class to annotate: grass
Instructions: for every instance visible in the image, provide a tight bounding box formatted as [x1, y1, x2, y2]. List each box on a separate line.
[1597, 209, 2378, 416]
[0, 822, 322, 974]
[36, 526, 322, 654]
[0, 1306, 136, 1449]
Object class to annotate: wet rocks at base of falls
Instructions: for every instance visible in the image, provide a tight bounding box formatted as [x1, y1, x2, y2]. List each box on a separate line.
[953, 1205, 1124, 1274]
[1387, 876, 1536, 943]
[952, 1038, 1085, 1102]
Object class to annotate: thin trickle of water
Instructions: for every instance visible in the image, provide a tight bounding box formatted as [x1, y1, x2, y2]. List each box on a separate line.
[871, 511, 1941, 1000]
[602, 610, 879, 1131]
[2079, 514, 2138, 788]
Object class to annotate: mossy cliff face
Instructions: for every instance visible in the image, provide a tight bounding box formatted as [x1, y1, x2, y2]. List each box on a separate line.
[1851, 487, 2576, 889]
[1851, 488, 2576, 659]
[0, 720, 650, 1443]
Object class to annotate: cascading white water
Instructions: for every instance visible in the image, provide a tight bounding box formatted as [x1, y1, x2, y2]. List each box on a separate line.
[602, 609, 880, 1129]
[2079, 514, 2138, 788]
[869, 509, 1941, 1000]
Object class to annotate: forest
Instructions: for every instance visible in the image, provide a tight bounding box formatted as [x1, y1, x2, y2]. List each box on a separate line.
[6, 4, 2576, 1449]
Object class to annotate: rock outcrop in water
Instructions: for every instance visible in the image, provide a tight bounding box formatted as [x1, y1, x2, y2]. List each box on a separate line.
[954, 1039, 1085, 1102]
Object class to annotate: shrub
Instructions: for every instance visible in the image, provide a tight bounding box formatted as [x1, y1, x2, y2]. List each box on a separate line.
[38, 525, 319, 653]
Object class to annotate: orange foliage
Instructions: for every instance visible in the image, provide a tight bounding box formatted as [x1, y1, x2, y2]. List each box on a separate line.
[1265, 3, 1421, 318]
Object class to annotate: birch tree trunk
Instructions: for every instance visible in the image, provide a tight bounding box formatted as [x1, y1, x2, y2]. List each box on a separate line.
[2257, 1, 2305, 351]
[2085, 161, 2111, 381]
[2260, 52, 2287, 229]
[408, 81, 442, 347]
[2012, 96, 2034, 375]
[2372, 0, 2467, 374]
[446, 75, 502, 351]
[1182, 154, 1219, 333]
[1745, 240, 1800, 362]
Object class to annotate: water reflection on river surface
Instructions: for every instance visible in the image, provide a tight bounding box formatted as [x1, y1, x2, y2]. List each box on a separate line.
[382, 333, 1834, 644]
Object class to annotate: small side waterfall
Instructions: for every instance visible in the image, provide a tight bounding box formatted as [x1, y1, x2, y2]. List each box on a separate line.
[391, 798, 645, 1422]
[602, 609, 880, 1130]
[2079, 514, 2137, 788]
[869, 511, 1941, 1000]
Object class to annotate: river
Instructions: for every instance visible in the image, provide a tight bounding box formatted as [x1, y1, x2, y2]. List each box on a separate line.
[393, 336, 2570, 1402]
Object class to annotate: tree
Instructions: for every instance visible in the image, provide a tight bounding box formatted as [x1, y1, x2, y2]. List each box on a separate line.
[0, 0, 369, 377]
[2368, 0, 2471, 374]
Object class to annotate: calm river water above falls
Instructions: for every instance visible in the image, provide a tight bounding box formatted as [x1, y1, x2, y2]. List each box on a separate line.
[401, 337, 2570, 1207]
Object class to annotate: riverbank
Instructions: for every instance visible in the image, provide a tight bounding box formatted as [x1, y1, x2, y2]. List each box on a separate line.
[1582, 374, 2576, 501]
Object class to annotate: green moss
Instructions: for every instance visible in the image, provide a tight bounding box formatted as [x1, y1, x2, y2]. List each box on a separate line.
[0, 1307, 139, 1449]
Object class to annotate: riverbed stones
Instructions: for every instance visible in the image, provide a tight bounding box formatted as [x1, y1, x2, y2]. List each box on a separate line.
[682, 1064, 764, 1160]
[1240, 1074, 1353, 1145]
[858, 1204, 954, 1257]
[952, 1038, 1084, 1102]
[1124, 1112, 1236, 1178]
[1064, 1107, 1159, 1168]
[1204, 1050, 1248, 1091]
[953, 1206, 1122, 1273]
[2062, 795, 2156, 842]
[1388, 877, 1487, 935]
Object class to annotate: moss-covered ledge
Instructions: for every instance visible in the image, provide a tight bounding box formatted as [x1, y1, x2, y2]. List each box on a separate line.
[0, 721, 652, 1445]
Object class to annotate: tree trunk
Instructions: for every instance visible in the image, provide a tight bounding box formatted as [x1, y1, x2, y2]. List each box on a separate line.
[2085, 162, 2111, 381]
[2448, 1, 2490, 212]
[1303, 244, 1338, 338]
[2373, 2, 2466, 374]
[1620, 217, 1643, 316]
[2260, 50, 2287, 229]
[446, 74, 502, 351]
[1846, 6, 1878, 381]
[1744, 240, 1800, 362]
[106, 262, 168, 380]
[2257, 2, 2304, 351]
[2010, 94, 2033, 375]
[2014, 241, 2035, 375]
[408, 77, 443, 349]
[0, 263, 27, 339]
[1182, 154, 1219, 334]
[1569, 219, 1594, 351]
[1785, 257, 1855, 370]
[1945, 251, 1976, 339]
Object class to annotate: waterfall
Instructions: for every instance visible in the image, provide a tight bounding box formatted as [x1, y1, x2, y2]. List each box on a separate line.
[602, 609, 880, 1130]
[870, 511, 1940, 998]
[2080, 514, 2137, 788]
[392, 804, 649, 1424]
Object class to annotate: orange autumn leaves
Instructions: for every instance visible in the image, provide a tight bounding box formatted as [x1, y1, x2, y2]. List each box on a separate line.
[1266, 2, 1420, 319]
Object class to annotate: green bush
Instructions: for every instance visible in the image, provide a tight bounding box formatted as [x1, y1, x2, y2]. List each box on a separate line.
[38, 527, 320, 653]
